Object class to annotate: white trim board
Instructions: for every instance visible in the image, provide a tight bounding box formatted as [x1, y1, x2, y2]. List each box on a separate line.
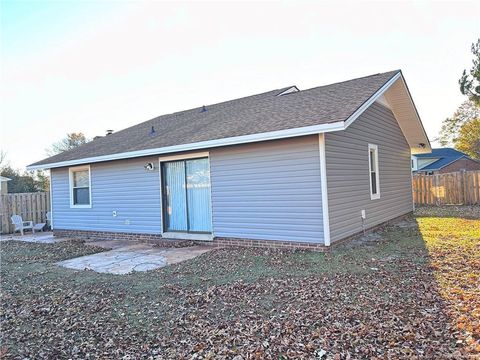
[49, 169, 54, 229]
[27, 122, 345, 170]
[158, 151, 209, 162]
[318, 133, 331, 246]
[162, 232, 213, 241]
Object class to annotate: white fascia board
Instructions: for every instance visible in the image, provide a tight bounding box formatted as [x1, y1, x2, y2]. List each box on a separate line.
[344, 72, 401, 129]
[27, 121, 346, 170]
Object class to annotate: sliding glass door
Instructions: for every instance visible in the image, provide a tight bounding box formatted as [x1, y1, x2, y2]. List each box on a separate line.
[162, 161, 188, 231]
[185, 159, 212, 232]
[162, 158, 212, 233]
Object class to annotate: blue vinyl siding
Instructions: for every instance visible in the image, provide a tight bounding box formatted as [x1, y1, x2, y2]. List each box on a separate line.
[50, 136, 324, 243]
[51, 157, 162, 234]
[210, 135, 325, 243]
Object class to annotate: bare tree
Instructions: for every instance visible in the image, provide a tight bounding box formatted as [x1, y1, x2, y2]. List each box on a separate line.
[0, 150, 7, 167]
[46, 133, 90, 156]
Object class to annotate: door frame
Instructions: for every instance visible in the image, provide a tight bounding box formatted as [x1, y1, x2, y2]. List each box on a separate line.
[158, 152, 214, 241]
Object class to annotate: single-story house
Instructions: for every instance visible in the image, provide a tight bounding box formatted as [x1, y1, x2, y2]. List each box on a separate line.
[412, 148, 480, 174]
[28, 70, 431, 249]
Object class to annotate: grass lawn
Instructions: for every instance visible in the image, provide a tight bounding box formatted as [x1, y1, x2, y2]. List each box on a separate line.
[1, 207, 479, 359]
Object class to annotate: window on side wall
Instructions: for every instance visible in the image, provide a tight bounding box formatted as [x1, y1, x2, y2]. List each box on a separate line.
[69, 165, 91, 208]
[368, 144, 380, 200]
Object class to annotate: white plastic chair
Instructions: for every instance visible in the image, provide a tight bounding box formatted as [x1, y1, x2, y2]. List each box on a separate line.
[46, 211, 52, 227]
[11, 215, 34, 235]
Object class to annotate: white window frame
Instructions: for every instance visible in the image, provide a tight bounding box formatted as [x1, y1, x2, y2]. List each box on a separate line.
[158, 151, 213, 241]
[69, 165, 92, 208]
[368, 144, 380, 200]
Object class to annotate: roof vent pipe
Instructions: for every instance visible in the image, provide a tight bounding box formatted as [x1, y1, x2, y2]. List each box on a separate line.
[106, 130, 114, 135]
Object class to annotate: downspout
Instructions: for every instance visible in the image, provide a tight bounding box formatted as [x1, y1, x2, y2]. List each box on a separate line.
[318, 133, 331, 246]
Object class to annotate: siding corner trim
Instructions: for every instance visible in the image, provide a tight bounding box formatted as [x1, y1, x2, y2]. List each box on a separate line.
[49, 169, 54, 229]
[318, 133, 331, 246]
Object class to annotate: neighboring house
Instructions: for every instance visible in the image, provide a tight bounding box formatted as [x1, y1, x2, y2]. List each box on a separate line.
[412, 148, 480, 175]
[0, 176, 11, 194]
[27, 70, 431, 249]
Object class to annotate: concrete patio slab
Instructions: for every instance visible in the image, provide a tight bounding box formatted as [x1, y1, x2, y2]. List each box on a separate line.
[57, 241, 212, 275]
[0, 231, 63, 244]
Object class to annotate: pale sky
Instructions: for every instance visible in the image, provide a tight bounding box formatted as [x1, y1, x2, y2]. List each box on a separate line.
[1, 0, 479, 170]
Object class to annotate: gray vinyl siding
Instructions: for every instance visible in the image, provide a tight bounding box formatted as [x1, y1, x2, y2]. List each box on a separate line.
[51, 157, 162, 234]
[210, 135, 324, 243]
[325, 102, 413, 242]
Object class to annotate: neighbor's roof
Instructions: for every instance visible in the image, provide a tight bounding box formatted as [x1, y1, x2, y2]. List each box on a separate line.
[28, 70, 430, 170]
[0, 176, 11, 182]
[416, 148, 475, 171]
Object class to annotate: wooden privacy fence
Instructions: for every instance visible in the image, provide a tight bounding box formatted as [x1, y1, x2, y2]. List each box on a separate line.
[0, 192, 50, 234]
[413, 170, 480, 206]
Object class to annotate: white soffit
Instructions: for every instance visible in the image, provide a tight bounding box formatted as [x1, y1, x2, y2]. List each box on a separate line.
[383, 76, 431, 154]
[343, 72, 431, 155]
[375, 94, 391, 108]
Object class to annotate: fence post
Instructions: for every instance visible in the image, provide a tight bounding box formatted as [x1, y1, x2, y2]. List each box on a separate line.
[477, 172, 480, 204]
[422, 174, 428, 205]
[0, 195, 5, 234]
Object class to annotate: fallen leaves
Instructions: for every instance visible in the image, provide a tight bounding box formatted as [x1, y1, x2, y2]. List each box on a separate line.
[0, 208, 478, 359]
[417, 215, 480, 356]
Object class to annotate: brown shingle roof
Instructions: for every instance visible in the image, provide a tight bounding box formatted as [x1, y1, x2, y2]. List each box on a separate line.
[29, 70, 400, 167]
